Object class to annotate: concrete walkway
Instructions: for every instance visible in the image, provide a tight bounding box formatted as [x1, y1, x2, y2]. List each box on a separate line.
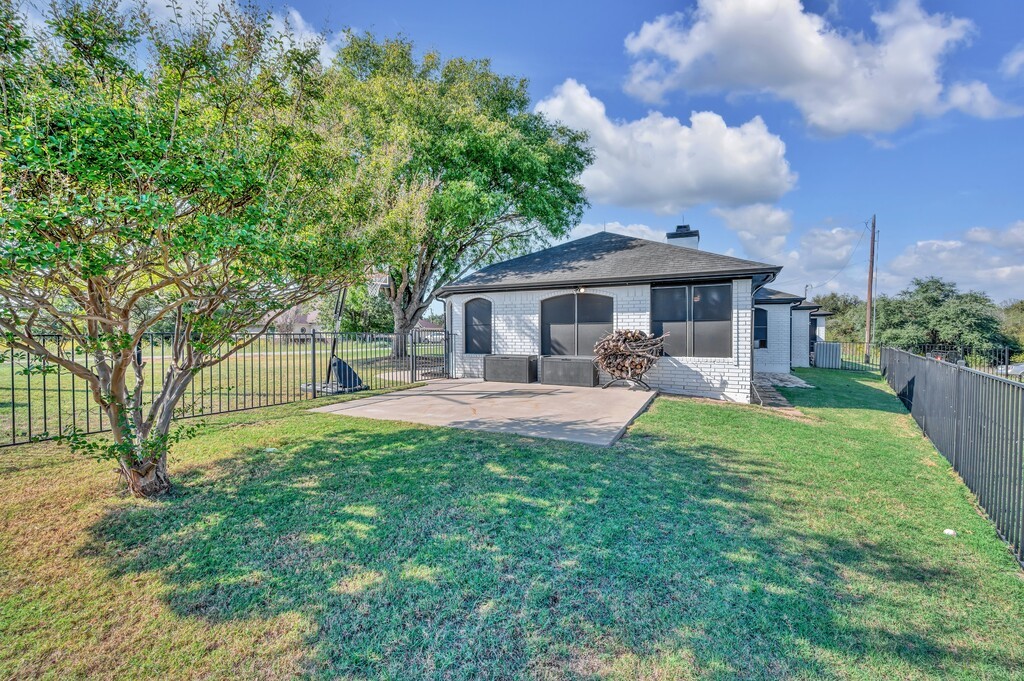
[311, 379, 657, 446]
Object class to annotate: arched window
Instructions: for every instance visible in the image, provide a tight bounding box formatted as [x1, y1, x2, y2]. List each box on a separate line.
[464, 298, 492, 354]
[541, 293, 613, 356]
[754, 308, 768, 349]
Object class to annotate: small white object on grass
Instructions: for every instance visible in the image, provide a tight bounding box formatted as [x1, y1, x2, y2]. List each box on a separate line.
[943, 528, 957, 537]
[264, 447, 280, 453]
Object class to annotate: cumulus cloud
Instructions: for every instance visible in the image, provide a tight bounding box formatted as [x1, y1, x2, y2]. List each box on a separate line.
[712, 204, 794, 261]
[624, 0, 1022, 135]
[535, 79, 796, 214]
[885, 221, 1024, 299]
[1001, 44, 1024, 78]
[568, 222, 669, 243]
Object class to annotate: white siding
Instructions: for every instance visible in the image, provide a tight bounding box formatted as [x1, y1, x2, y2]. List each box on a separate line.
[753, 304, 793, 374]
[791, 309, 811, 368]
[447, 278, 753, 403]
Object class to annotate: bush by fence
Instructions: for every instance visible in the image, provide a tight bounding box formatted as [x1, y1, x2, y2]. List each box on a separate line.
[882, 348, 1024, 564]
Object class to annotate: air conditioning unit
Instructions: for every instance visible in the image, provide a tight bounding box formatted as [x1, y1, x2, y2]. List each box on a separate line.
[540, 356, 599, 387]
[483, 355, 538, 383]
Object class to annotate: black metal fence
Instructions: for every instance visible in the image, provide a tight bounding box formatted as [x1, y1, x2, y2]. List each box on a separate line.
[812, 341, 880, 371]
[1, 330, 448, 447]
[881, 348, 1024, 564]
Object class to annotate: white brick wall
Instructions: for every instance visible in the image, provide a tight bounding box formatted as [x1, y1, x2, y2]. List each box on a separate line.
[753, 304, 793, 374]
[448, 278, 754, 403]
[814, 316, 827, 342]
[791, 309, 811, 368]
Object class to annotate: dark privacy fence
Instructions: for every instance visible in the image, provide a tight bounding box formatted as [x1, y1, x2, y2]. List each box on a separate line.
[882, 347, 1024, 563]
[1, 330, 448, 448]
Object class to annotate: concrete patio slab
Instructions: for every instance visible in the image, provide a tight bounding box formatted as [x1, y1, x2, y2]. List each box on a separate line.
[310, 379, 656, 446]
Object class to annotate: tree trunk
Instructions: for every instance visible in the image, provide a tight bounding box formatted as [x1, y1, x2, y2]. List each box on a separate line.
[120, 452, 171, 498]
[391, 317, 414, 358]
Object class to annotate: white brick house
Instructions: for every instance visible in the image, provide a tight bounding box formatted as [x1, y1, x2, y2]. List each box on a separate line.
[438, 228, 784, 403]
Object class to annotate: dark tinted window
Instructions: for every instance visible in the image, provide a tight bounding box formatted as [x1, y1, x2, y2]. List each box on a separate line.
[692, 284, 732, 357]
[541, 294, 576, 355]
[754, 307, 768, 349]
[576, 294, 612, 356]
[464, 298, 492, 354]
[651, 287, 688, 357]
[541, 293, 613, 356]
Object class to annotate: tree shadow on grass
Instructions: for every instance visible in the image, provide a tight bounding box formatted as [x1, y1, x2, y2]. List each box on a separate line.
[81, 420, 1010, 679]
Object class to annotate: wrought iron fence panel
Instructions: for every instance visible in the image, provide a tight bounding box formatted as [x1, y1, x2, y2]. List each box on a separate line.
[882, 347, 1024, 564]
[1, 330, 448, 447]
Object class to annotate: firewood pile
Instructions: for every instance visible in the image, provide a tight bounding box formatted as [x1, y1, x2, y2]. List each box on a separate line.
[592, 329, 667, 390]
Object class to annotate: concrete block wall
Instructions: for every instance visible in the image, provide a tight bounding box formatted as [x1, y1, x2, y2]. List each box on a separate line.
[753, 303, 793, 374]
[448, 278, 754, 402]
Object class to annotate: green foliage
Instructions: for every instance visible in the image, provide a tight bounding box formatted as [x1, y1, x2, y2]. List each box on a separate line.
[315, 286, 393, 333]
[811, 292, 864, 342]
[0, 1, 408, 493]
[873, 277, 1013, 351]
[328, 35, 593, 331]
[1001, 299, 1024, 350]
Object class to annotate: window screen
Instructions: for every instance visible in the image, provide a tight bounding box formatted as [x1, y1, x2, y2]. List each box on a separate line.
[576, 294, 613, 356]
[541, 294, 575, 355]
[692, 284, 732, 358]
[464, 298, 492, 354]
[541, 293, 613, 356]
[651, 286, 688, 357]
[753, 307, 768, 349]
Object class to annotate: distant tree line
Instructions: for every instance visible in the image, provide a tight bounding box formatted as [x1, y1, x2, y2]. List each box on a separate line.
[812, 277, 1022, 358]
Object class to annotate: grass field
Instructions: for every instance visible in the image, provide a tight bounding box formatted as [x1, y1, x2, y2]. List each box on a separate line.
[0, 336, 444, 445]
[1, 369, 1022, 679]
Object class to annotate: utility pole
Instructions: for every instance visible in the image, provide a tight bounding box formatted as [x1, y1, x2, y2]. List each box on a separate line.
[864, 214, 877, 362]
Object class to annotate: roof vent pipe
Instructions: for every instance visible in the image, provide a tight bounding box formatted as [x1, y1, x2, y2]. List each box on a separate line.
[666, 224, 700, 249]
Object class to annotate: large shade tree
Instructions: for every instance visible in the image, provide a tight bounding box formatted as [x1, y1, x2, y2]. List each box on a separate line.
[0, 0, 421, 496]
[874, 277, 1013, 351]
[329, 35, 593, 353]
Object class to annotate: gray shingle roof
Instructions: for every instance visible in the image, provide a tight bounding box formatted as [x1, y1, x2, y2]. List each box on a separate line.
[438, 232, 780, 296]
[754, 287, 804, 304]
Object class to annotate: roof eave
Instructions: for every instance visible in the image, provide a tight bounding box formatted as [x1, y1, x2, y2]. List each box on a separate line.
[436, 266, 782, 298]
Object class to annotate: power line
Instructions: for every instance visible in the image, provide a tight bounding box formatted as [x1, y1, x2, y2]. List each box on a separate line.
[771, 217, 872, 291]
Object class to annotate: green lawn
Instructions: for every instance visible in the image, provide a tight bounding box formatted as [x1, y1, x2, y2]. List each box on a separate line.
[1, 369, 1022, 679]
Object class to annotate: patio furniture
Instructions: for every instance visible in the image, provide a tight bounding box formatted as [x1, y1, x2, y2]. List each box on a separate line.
[540, 356, 599, 387]
[483, 354, 538, 383]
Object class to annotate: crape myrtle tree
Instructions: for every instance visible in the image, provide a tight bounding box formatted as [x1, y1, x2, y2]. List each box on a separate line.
[329, 35, 593, 355]
[0, 0, 425, 496]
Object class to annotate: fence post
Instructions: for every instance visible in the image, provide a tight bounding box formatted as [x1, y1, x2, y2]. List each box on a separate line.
[952, 362, 961, 470]
[410, 331, 418, 383]
[310, 331, 317, 399]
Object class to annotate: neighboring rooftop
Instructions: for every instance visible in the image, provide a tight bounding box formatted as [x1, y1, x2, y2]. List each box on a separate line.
[438, 232, 780, 296]
[755, 287, 805, 304]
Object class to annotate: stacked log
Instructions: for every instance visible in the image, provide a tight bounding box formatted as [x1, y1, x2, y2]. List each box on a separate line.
[592, 329, 666, 388]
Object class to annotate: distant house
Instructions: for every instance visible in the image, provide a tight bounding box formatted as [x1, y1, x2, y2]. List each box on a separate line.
[754, 288, 831, 373]
[415, 318, 443, 332]
[247, 306, 324, 336]
[437, 226, 783, 402]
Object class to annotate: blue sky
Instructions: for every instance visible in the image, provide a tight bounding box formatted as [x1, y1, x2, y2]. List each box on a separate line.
[28, 0, 1024, 301]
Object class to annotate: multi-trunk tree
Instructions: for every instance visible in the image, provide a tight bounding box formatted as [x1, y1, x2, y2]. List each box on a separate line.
[0, 0, 421, 496]
[329, 36, 593, 355]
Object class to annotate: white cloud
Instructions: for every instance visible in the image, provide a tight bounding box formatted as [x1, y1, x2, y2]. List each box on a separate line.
[535, 79, 796, 214]
[624, 0, 1022, 135]
[568, 221, 668, 243]
[1001, 44, 1024, 78]
[885, 221, 1024, 299]
[712, 204, 794, 261]
[269, 7, 346, 65]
